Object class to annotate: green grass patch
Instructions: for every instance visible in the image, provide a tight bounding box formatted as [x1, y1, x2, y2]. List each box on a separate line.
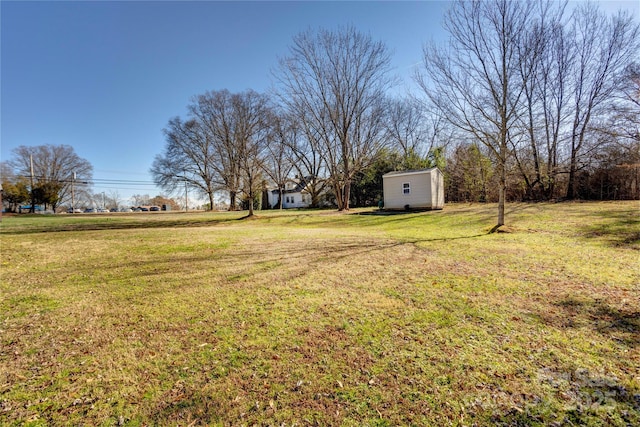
[1, 202, 638, 425]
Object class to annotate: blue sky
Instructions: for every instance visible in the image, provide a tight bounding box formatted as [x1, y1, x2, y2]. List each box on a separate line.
[1, 1, 638, 203]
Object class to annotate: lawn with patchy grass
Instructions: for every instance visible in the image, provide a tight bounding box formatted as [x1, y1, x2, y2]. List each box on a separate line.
[1, 202, 638, 426]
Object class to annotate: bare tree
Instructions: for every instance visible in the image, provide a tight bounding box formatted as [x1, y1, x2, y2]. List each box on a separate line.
[612, 63, 640, 143]
[230, 90, 272, 216]
[263, 111, 295, 209]
[585, 63, 640, 200]
[511, 0, 568, 200]
[130, 194, 150, 207]
[385, 96, 453, 169]
[537, 16, 573, 199]
[386, 97, 427, 159]
[276, 26, 394, 211]
[151, 116, 218, 210]
[9, 144, 93, 212]
[385, 97, 430, 160]
[564, 4, 639, 199]
[105, 190, 122, 211]
[284, 112, 329, 208]
[155, 89, 273, 214]
[192, 90, 243, 211]
[418, 0, 536, 226]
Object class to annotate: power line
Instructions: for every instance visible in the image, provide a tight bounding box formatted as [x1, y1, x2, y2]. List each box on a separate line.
[91, 186, 162, 191]
[15, 175, 158, 185]
[89, 178, 157, 184]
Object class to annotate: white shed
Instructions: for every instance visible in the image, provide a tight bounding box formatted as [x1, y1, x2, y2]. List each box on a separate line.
[382, 168, 444, 210]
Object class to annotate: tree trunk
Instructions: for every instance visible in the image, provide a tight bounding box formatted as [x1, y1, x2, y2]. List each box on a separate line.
[248, 189, 254, 217]
[247, 185, 254, 217]
[545, 144, 558, 200]
[343, 179, 351, 211]
[498, 162, 506, 227]
[334, 182, 345, 211]
[566, 150, 577, 199]
[310, 187, 319, 208]
[229, 190, 237, 211]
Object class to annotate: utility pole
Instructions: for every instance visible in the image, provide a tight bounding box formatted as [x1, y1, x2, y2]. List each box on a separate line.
[30, 154, 35, 213]
[71, 172, 76, 213]
[102, 192, 105, 210]
[184, 177, 188, 212]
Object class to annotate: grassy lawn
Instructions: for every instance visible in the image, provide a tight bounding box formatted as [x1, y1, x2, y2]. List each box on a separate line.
[1, 202, 639, 426]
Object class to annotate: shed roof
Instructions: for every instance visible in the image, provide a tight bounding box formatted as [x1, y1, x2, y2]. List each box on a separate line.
[382, 167, 441, 179]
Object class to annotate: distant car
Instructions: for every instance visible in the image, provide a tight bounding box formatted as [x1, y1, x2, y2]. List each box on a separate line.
[84, 208, 95, 213]
[67, 208, 83, 214]
[109, 208, 118, 212]
[150, 206, 160, 211]
[19, 205, 43, 213]
[97, 208, 108, 213]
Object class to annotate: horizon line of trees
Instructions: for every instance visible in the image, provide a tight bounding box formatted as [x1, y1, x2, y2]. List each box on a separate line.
[0, 145, 186, 213]
[151, 0, 639, 225]
[1, 144, 93, 213]
[420, 0, 639, 224]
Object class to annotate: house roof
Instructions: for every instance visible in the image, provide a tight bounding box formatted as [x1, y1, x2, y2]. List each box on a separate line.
[382, 167, 442, 179]
[270, 176, 314, 194]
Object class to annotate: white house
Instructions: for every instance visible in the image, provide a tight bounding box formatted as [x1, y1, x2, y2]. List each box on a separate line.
[267, 177, 314, 209]
[382, 168, 444, 210]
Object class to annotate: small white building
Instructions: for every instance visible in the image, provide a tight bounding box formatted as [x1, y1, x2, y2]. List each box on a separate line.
[382, 168, 444, 210]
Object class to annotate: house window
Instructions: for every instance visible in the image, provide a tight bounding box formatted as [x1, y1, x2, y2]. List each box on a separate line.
[403, 182, 410, 195]
[291, 196, 295, 203]
[285, 196, 290, 204]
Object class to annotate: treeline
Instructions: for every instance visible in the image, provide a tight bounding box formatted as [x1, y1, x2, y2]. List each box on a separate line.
[427, 1, 640, 214]
[152, 0, 638, 224]
[0, 145, 184, 212]
[1, 145, 94, 212]
[151, 28, 450, 215]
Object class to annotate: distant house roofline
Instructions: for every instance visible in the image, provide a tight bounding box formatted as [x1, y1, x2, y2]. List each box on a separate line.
[269, 175, 321, 194]
[271, 188, 308, 195]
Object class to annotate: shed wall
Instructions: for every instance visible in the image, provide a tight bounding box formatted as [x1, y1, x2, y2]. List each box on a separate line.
[431, 169, 445, 209]
[383, 173, 433, 209]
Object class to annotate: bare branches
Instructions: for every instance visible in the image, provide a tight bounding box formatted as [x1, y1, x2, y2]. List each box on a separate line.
[151, 115, 218, 210]
[419, 0, 639, 215]
[565, 4, 639, 198]
[275, 26, 394, 210]
[152, 90, 272, 213]
[419, 0, 536, 225]
[9, 144, 93, 211]
[148, 5, 639, 213]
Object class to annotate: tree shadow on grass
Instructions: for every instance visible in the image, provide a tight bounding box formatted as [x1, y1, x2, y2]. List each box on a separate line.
[0, 217, 240, 235]
[492, 373, 640, 426]
[538, 296, 639, 348]
[566, 207, 640, 249]
[495, 294, 640, 426]
[61, 230, 492, 297]
[357, 209, 437, 216]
